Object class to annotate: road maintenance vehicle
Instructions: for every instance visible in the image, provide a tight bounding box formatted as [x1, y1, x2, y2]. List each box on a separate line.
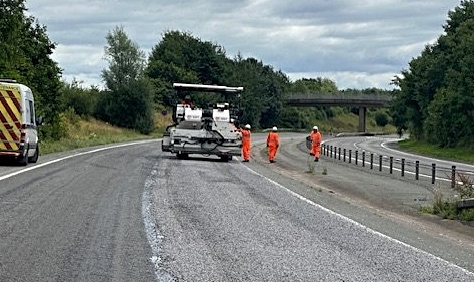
[161, 83, 243, 161]
[0, 79, 40, 165]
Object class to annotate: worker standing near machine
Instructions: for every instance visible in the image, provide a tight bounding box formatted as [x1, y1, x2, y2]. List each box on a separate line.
[266, 126, 280, 163]
[310, 125, 322, 162]
[181, 95, 194, 108]
[241, 124, 251, 162]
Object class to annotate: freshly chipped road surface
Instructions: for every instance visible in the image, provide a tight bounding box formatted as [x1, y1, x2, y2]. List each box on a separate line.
[146, 152, 474, 281]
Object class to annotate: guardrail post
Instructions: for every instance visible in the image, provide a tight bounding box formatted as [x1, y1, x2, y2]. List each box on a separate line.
[334, 146, 338, 160]
[401, 158, 405, 177]
[355, 151, 358, 165]
[370, 153, 373, 169]
[338, 147, 341, 160]
[415, 161, 419, 180]
[389, 157, 393, 174]
[330, 146, 333, 158]
[349, 150, 352, 164]
[379, 155, 383, 171]
[432, 163, 436, 184]
[451, 166, 456, 188]
[362, 152, 366, 167]
[343, 149, 346, 162]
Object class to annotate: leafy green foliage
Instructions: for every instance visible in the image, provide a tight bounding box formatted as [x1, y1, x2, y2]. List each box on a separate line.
[146, 31, 225, 107]
[59, 79, 100, 117]
[146, 32, 290, 129]
[0, 0, 62, 139]
[100, 26, 154, 134]
[226, 56, 289, 128]
[392, 0, 474, 147]
[374, 111, 389, 127]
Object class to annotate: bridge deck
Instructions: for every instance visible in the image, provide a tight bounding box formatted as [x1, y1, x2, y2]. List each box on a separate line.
[285, 93, 391, 107]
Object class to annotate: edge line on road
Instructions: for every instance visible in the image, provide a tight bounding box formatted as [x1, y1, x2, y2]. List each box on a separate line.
[241, 163, 474, 277]
[0, 140, 157, 182]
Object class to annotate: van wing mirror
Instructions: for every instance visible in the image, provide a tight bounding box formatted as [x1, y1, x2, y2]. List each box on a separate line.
[36, 116, 44, 126]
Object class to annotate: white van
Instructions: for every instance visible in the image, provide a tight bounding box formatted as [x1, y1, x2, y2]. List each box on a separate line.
[0, 79, 39, 165]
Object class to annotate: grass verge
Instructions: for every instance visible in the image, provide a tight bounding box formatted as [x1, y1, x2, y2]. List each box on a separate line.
[398, 138, 474, 164]
[40, 111, 169, 155]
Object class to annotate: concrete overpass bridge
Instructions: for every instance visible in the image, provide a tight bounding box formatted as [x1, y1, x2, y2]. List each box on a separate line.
[285, 92, 392, 132]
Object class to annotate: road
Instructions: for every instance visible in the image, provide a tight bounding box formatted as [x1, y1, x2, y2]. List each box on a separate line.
[0, 136, 473, 281]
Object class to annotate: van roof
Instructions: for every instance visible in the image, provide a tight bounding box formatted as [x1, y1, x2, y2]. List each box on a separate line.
[0, 80, 32, 92]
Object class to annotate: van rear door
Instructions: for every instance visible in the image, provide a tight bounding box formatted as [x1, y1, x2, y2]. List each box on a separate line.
[0, 84, 22, 153]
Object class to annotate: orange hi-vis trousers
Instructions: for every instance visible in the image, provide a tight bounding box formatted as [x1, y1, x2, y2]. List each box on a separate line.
[266, 132, 279, 161]
[241, 129, 251, 161]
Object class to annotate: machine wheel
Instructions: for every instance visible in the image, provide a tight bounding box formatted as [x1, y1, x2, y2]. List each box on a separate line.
[220, 155, 230, 162]
[177, 153, 189, 159]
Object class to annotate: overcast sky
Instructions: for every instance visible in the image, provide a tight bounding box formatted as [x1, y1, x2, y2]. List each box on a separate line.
[26, 0, 461, 90]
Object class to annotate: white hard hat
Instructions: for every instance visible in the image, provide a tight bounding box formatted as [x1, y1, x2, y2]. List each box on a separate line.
[245, 124, 251, 129]
[313, 126, 318, 130]
[272, 126, 278, 131]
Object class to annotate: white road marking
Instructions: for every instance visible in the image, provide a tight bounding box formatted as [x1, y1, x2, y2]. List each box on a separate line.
[0, 140, 155, 181]
[241, 163, 474, 277]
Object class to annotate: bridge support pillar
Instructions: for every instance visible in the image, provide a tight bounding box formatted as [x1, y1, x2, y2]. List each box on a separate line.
[358, 106, 366, 132]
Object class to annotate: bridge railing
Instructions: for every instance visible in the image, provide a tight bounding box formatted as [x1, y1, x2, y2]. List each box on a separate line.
[285, 92, 392, 101]
[285, 93, 392, 107]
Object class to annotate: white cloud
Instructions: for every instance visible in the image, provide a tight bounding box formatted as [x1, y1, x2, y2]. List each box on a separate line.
[26, 0, 460, 89]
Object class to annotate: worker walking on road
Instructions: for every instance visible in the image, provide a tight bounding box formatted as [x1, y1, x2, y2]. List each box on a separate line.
[266, 126, 280, 163]
[310, 125, 322, 162]
[241, 124, 251, 162]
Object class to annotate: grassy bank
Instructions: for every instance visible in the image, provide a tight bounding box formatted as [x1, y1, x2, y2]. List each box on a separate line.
[398, 138, 474, 164]
[40, 111, 171, 155]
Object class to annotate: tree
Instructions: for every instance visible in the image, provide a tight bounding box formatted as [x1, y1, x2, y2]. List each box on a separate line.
[225, 56, 289, 128]
[374, 111, 389, 127]
[101, 26, 154, 134]
[392, 0, 474, 147]
[59, 79, 100, 118]
[0, 0, 63, 139]
[146, 30, 227, 107]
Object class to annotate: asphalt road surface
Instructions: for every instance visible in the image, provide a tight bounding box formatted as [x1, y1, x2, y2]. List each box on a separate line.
[1, 136, 473, 281]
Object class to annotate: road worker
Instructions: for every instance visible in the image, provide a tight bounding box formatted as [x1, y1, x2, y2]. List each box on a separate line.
[241, 124, 251, 162]
[310, 125, 322, 162]
[266, 126, 280, 163]
[181, 95, 194, 108]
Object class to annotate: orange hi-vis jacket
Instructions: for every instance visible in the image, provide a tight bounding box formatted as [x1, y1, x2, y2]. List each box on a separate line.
[310, 130, 322, 158]
[267, 131, 279, 147]
[266, 131, 279, 161]
[241, 129, 251, 160]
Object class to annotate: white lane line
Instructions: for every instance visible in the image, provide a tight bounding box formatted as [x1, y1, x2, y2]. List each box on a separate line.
[242, 164, 474, 277]
[0, 140, 156, 181]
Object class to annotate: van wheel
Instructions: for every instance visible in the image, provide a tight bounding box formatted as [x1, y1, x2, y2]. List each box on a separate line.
[17, 146, 29, 166]
[29, 145, 39, 163]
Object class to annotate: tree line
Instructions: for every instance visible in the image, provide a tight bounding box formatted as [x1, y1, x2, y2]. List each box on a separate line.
[2, 0, 473, 149]
[392, 1, 474, 148]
